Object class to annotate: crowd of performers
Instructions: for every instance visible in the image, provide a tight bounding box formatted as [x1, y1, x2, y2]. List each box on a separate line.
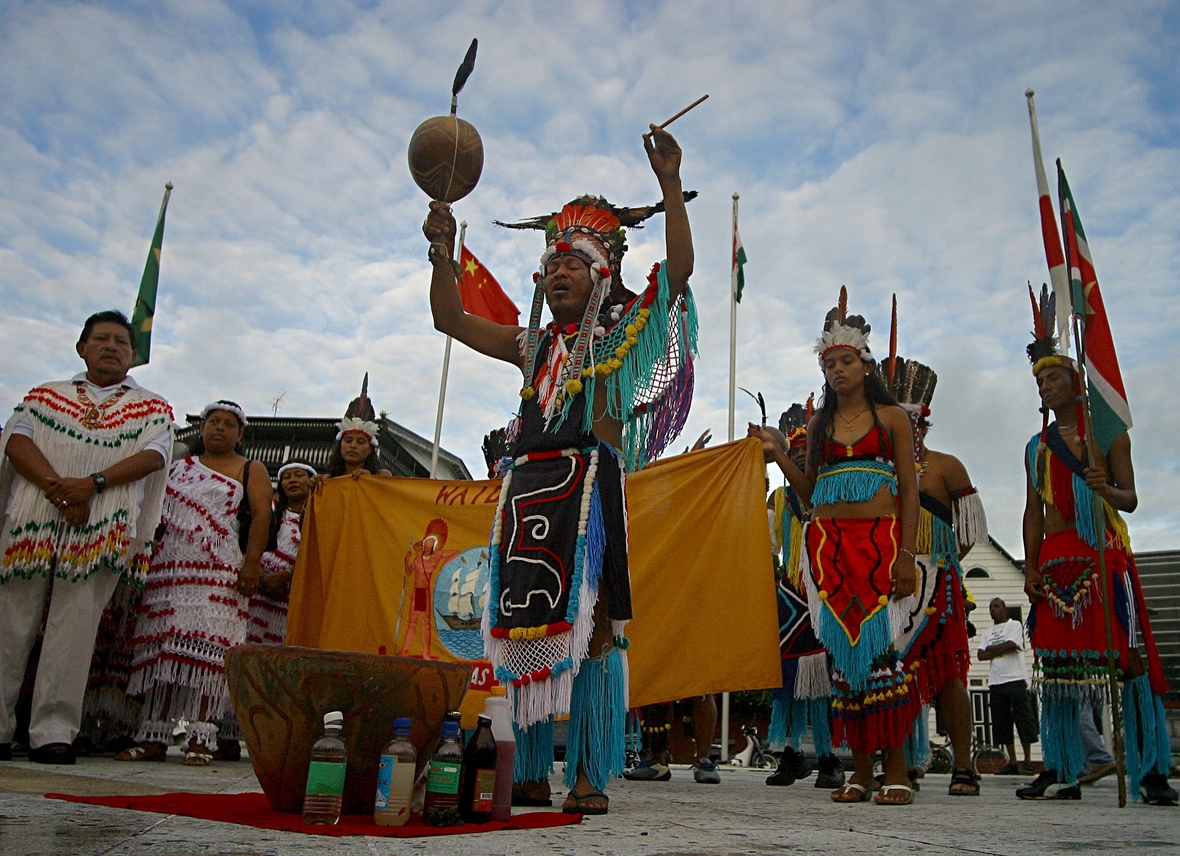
[1, 122, 1175, 814]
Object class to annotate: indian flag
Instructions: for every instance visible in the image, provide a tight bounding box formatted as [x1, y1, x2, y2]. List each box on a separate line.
[131, 183, 172, 367]
[1057, 161, 1132, 453]
[732, 227, 747, 303]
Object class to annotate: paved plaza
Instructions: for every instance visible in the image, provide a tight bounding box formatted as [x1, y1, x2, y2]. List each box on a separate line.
[1, 754, 1177, 855]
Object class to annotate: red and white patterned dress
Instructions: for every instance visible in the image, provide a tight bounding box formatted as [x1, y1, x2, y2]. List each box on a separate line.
[248, 506, 301, 645]
[127, 456, 249, 745]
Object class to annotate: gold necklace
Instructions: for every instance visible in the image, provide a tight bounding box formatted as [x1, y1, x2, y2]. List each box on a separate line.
[836, 407, 867, 431]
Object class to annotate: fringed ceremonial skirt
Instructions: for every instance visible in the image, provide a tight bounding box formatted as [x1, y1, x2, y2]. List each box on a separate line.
[895, 555, 971, 703]
[803, 517, 915, 753]
[127, 457, 249, 723]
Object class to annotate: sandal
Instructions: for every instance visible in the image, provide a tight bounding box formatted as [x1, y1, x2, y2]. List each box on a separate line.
[874, 783, 914, 805]
[562, 788, 609, 816]
[114, 743, 167, 762]
[949, 767, 981, 796]
[831, 782, 872, 803]
[184, 750, 212, 766]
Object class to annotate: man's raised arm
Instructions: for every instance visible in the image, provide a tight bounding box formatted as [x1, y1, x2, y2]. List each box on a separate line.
[644, 126, 693, 300]
[424, 201, 524, 368]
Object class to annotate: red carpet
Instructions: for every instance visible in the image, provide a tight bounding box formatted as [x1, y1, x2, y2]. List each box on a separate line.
[45, 792, 581, 837]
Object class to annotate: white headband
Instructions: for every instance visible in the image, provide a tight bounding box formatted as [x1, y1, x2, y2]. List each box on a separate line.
[277, 462, 317, 479]
[200, 401, 248, 427]
[336, 417, 379, 447]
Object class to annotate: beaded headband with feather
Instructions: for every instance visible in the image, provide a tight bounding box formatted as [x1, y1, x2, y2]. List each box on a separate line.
[200, 400, 248, 428]
[815, 286, 872, 367]
[778, 394, 815, 450]
[337, 372, 379, 447]
[1026, 281, 1084, 447]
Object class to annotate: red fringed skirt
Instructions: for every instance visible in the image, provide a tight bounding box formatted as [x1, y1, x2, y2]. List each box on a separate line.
[897, 556, 971, 703]
[806, 517, 916, 753]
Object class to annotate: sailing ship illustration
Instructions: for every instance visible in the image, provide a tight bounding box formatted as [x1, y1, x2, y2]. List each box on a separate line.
[436, 550, 489, 632]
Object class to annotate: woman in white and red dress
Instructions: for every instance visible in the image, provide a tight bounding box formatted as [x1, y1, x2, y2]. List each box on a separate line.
[247, 461, 314, 645]
[117, 401, 271, 765]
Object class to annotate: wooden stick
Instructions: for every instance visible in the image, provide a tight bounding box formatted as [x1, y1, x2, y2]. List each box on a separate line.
[656, 94, 709, 129]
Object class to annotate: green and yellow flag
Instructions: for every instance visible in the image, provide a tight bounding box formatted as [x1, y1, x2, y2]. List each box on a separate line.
[131, 182, 172, 366]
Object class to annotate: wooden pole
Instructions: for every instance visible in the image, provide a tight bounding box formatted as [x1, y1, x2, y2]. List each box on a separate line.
[430, 221, 466, 478]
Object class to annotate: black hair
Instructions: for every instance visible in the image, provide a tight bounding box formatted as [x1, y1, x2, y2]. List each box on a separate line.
[326, 438, 381, 477]
[807, 368, 900, 476]
[80, 310, 136, 347]
[188, 401, 247, 456]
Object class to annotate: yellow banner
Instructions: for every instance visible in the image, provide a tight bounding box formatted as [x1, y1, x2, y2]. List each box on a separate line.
[287, 438, 780, 726]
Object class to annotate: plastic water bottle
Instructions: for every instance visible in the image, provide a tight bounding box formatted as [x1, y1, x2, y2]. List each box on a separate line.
[303, 711, 347, 825]
[374, 717, 416, 827]
[424, 720, 464, 813]
[460, 714, 498, 823]
[483, 686, 515, 821]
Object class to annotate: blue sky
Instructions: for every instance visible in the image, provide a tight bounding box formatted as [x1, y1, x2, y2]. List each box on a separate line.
[3, 0, 1178, 553]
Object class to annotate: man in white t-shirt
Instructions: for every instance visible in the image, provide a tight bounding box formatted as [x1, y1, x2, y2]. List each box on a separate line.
[977, 597, 1038, 774]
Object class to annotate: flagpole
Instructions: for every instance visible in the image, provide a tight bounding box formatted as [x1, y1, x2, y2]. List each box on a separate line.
[1026, 89, 1072, 350]
[720, 192, 740, 762]
[430, 221, 466, 479]
[1058, 169, 1127, 807]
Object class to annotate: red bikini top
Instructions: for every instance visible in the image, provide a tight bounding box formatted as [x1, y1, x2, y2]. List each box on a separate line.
[822, 420, 894, 465]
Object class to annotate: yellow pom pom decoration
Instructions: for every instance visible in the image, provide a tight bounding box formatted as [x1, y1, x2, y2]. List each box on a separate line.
[582, 366, 594, 378]
[625, 324, 637, 337]
[818, 590, 829, 601]
[615, 345, 628, 359]
[520, 386, 536, 400]
[924, 606, 937, 616]
[564, 379, 583, 396]
[878, 595, 889, 606]
[638, 308, 651, 320]
[627, 336, 638, 346]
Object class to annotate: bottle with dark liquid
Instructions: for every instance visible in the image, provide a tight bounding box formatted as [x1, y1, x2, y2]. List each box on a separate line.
[424, 720, 464, 814]
[459, 714, 498, 823]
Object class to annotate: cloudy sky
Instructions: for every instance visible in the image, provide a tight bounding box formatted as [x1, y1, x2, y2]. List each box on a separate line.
[3, 1, 1178, 555]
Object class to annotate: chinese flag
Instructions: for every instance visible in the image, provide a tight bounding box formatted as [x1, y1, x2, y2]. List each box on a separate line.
[458, 245, 519, 326]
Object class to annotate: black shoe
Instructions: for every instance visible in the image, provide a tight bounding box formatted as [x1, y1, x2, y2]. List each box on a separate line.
[0, 743, 10, 761]
[1141, 772, 1179, 806]
[766, 747, 809, 786]
[1016, 770, 1079, 800]
[814, 754, 846, 789]
[28, 742, 76, 765]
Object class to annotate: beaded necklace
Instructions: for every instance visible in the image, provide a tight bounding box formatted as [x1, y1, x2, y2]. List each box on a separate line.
[74, 381, 130, 430]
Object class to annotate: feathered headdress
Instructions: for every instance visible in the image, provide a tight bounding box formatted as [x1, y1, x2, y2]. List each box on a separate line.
[778, 394, 815, 450]
[875, 295, 937, 421]
[815, 286, 872, 366]
[1026, 282, 1076, 376]
[1026, 282, 1083, 448]
[337, 373, 379, 446]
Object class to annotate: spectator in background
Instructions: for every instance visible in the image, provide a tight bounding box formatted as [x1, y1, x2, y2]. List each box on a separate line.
[977, 597, 1037, 775]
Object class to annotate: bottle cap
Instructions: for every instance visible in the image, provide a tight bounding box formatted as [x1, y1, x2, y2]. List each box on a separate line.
[441, 721, 460, 738]
[324, 710, 343, 726]
[490, 685, 507, 697]
[476, 714, 492, 726]
[393, 716, 412, 732]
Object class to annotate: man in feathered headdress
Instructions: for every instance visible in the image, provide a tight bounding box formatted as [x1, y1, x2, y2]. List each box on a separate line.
[1018, 284, 1175, 805]
[0, 311, 172, 765]
[877, 337, 988, 796]
[422, 126, 696, 814]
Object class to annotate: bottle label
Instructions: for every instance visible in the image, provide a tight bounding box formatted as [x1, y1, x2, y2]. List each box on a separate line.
[426, 760, 461, 794]
[375, 755, 394, 809]
[305, 760, 346, 796]
[471, 768, 496, 813]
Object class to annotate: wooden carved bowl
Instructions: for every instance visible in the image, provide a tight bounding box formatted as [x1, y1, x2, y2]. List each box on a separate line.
[407, 114, 484, 203]
[225, 644, 470, 814]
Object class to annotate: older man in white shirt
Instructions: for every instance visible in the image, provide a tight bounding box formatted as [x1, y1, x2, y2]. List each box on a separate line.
[0, 310, 172, 764]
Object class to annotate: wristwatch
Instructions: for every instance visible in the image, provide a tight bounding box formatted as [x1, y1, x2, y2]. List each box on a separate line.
[90, 472, 107, 493]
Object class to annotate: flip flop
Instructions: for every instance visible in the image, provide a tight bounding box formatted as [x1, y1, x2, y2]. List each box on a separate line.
[184, 750, 212, 766]
[874, 783, 914, 805]
[113, 744, 167, 762]
[562, 788, 609, 815]
[831, 782, 872, 803]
